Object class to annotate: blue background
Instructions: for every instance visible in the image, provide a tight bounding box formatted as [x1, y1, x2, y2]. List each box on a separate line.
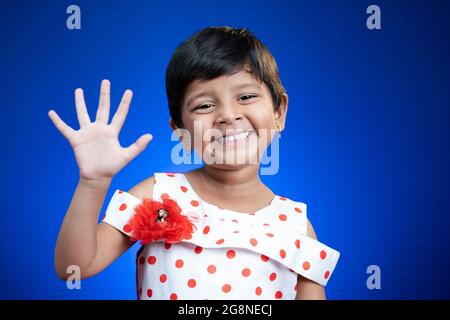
[0, 0, 449, 299]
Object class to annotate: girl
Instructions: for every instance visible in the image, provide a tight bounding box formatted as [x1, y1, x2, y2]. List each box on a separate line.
[49, 26, 340, 300]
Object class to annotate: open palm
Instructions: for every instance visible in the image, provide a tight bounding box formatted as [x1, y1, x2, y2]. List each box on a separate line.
[48, 80, 152, 182]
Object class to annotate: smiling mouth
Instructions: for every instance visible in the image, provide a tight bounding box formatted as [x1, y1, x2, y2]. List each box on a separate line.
[211, 130, 255, 145]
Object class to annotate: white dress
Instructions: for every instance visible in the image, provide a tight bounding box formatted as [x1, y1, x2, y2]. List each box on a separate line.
[102, 172, 340, 300]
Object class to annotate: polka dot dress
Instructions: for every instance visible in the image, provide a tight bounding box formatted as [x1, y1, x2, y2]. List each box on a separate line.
[102, 172, 340, 300]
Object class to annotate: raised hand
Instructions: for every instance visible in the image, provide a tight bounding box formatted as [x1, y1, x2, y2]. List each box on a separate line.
[48, 80, 152, 183]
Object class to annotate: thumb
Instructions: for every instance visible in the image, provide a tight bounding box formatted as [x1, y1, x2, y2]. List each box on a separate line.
[124, 133, 153, 161]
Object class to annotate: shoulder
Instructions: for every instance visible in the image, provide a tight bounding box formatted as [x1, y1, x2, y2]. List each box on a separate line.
[127, 175, 156, 200]
[127, 172, 183, 200]
[276, 195, 309, 234]
[306, 218, 318, 240]
[277, 195, 307, 215]
[280, 197, 317, 240]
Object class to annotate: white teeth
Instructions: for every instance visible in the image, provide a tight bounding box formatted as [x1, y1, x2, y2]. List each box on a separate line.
[217, 131, 251, 144]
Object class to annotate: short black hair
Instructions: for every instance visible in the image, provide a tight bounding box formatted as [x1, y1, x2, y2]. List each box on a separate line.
[165, 26, 286, 128]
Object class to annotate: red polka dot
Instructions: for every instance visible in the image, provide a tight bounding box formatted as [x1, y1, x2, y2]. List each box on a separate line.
[148, 256, 156, 265]
[295, 207, 302, 213]
[194, 246, 203, 254]
[165, 243, 172, 250]
[161, 193, 170, 200]
[278, 214, 287, 221]
[255, 287, 262, 296]
[222, 284, 231, 293]
[175, 259, 184, 268]
[216, 239, 225, 245]
[320, 250, 327, 260]
[160, 274, 167, 283]
[119, 203, 127, 211]
[203, 226, 210, 234]
[138, 257, 145, 265]
[232, 219, 239, 223]
[207, 265, 216, 274]
[269, 272, 277, 281]
[295, 239, 301, 249]
[266, 233, 274, 237]
[303, 261, 311, 270]
[187, 279, 196, 288]
[123, 224, 132, 233]
[226, 250, 236, 259]
[279, 197, 287, 201]
[275, 291, 283, 299]
[242, 268, 251, 277]
[261, 254, 269, 262]
[118, 190, 124, 194]
[324, 270, 330, 279]
[250, 238, 258, 246]
[263, 223, 270, 227]
[279, 249, 286, 259]
[180, 186, 188, 193]
[166, 173, 175, 177]
[147, 289, 153, 298]
[191, 200, 199, 207]
[170, 293, 178, 300]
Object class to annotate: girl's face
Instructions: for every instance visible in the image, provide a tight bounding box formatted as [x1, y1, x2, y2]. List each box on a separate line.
[171, 69, 288, 169]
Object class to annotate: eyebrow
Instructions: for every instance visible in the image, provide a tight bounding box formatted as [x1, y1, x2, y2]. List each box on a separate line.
[185, 82, 261, 107]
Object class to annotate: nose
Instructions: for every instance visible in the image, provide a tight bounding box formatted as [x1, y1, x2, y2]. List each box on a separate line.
[215, 103, 243, 126]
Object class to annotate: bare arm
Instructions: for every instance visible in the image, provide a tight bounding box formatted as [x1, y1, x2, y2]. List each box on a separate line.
[54, 178, 112, 280]
[295, 219, 327, 300]
[61, 176, 156, 280]
[50, 80, 152, 280]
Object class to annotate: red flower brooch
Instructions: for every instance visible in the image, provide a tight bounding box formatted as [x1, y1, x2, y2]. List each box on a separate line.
[126, 197, 196, 244]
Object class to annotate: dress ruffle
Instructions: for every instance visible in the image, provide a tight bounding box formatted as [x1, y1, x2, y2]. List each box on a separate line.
[102, 173, 340, 287]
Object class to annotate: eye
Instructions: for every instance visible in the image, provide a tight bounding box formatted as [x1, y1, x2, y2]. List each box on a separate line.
[193, 103, 214, 111]
[239, 94, 257, 102]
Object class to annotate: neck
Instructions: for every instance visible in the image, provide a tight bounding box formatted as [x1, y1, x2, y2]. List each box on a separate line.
[198, 165, 264, 196]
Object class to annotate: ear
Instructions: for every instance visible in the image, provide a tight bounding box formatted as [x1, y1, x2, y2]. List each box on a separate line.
[169, 119, 191, 151]
[169, 118, 181, 136]
[274, 93, 288, 131]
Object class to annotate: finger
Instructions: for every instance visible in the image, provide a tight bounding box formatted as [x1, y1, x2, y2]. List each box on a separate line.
[124, 133, 153, 161]
[96, 79, 111, 124]
[48, 110, 75, 140]
[74, 88, 91, 128]
[110, 89, 133, 133]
